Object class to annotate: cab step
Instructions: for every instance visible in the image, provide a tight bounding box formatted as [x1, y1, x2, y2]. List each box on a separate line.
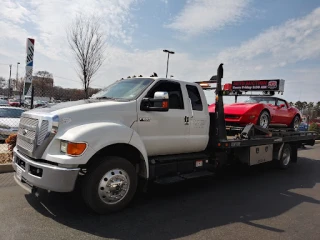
[180, 170, 214, 179]
[154, 171, 215, 184]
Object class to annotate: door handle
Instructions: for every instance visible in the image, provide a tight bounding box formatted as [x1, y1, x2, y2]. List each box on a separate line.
[184, 116, 189, 125]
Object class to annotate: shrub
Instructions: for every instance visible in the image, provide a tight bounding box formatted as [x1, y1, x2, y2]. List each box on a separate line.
[309, 123, 320, 133]
[5, 134, 17, 156]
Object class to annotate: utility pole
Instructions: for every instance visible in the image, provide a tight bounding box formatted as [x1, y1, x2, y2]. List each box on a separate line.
[163, 49, 175, 78]
[8, 64, 12, 99]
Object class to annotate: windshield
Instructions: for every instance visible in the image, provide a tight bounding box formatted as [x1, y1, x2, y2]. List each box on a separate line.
[244, 97, 275, 105]
[91, 78, 154, 100]
[0, 108, 25, 118]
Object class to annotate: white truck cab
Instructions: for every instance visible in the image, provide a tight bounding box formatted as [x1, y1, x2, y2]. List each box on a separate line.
[13, 76, 211, 213]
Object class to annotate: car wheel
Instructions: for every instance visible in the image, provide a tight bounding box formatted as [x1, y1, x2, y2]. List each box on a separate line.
[82, 156, 138, 214]
[257, 110, 270, 128]
[289, 115, 300, 130]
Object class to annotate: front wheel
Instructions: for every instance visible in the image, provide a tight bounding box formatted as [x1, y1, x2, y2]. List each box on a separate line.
[82, 156, 138, 214]
[289, 115, 301, 130]
[257, 110, 270, 128]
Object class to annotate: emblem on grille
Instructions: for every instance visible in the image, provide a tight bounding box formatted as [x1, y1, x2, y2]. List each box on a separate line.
[23, 129, 28, 135]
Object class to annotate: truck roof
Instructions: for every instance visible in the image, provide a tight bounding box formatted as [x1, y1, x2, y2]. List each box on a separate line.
[121, 77, 200, 87]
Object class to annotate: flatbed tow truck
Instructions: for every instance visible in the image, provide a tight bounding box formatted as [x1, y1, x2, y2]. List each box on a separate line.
[12, 63, 318, 214]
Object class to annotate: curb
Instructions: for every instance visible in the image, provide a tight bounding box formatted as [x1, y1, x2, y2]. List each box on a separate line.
[0, 163, 14, 174]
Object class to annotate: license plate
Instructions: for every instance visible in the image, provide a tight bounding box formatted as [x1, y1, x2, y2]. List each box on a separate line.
[16, 167, 22, 181]
[195, 160, 203, 167]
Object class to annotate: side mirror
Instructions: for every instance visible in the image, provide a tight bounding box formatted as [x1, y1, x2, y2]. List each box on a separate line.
[279, 104, 285, 108]
[140, 91, 169, 112]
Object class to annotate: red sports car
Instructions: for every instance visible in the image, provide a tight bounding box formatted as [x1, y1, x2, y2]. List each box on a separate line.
[208, 96, 301, 129]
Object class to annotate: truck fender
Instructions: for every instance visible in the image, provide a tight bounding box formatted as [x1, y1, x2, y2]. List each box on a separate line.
[59, 122, 133, 149]
[129, 130, 149, 179]
[273, 143, 284, 161]
[46, 122, 134, 165]
[57, 122, 149, 178]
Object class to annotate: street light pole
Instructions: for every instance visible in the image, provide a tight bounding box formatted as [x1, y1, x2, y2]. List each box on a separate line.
[16, 62, 20, 92]
[8, 64, 12, 99]
[16, 62, 20, 81]
[163, 49, 175, 78]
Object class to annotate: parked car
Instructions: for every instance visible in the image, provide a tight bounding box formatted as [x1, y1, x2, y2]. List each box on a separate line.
[8, 99, 21, 107]
[0, 107, 25, 141]
[298, 122, 309, 131]
[208, 96, 301, 129]
[0, 99, 9, 106]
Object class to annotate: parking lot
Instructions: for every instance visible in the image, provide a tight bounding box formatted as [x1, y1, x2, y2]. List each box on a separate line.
[0, 145, 320, 240]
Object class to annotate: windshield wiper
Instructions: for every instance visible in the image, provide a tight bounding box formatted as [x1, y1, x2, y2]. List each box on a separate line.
[95, 97, 116, 100]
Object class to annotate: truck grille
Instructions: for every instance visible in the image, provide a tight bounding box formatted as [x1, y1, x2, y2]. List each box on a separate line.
[16, 116, 50, 157]
[17, 137, 34, 152]
[38, 120, 49, 145]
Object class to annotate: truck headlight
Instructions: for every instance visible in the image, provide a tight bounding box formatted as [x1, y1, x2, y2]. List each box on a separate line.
[60, 140, 87, 156]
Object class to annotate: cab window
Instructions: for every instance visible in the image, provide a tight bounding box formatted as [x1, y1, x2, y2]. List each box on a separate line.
[145, 80, 184, 109]
[186, 85, 203, 111]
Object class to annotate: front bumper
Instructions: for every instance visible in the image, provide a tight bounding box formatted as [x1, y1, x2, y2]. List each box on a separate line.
[12, 148, 80, 192]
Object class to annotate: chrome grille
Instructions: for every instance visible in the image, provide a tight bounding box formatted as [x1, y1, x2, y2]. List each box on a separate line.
[37, 120, 49, 145]
[16, 114, 55, 159]
[17, 116, 39, 154]
[18, 127, 36, 139]
[20, 117, 39, 128]
[17, 137, 34, 152]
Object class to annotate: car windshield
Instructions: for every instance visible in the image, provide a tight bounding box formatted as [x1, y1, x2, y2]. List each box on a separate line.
[91, 78, 154, 100]
[0, 108, 24, 118]
[244, 97, 275, 105]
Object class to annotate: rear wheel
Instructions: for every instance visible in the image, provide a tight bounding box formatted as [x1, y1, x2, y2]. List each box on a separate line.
[257, 110, 270, 128]
[278, 144, 291, 169]
[289, 115, 300, 130]
[82, 156, 138, 214]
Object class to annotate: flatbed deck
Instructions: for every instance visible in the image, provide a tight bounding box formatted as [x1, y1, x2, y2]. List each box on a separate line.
[220, 129, 317, 149]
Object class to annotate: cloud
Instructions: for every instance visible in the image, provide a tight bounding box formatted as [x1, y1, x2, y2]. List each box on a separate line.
[217, 7, 320, 68]
[165, 0, 251, 37]
[0, 0, 30, 24]
[0, 0, 141, 61]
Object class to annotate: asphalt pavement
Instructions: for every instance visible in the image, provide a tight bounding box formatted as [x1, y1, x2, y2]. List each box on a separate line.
[1, 145, 320, 240]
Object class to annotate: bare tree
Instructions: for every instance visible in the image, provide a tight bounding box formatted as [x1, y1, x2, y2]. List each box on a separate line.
[0, 77, 6, 96]
[13, 77, 25, 104]
[0, 76, 6, 89]
[33, 71, 54, 98]
[67, 13, 106, 98]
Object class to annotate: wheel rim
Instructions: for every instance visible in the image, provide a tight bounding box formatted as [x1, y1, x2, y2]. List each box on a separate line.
[98, 169, 130, 205]
[293, 117, 300, 129]
[260, 112, 269, 128]
[282, 148, 291, 166]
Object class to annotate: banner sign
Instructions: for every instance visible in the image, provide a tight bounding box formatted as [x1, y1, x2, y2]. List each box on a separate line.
[23, 38, 35, 96]
[231, 79, 284, 92]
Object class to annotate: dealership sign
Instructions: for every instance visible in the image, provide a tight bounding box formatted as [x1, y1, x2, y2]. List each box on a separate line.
[231, 79, 285, 92]
[23, 38, 35, 96]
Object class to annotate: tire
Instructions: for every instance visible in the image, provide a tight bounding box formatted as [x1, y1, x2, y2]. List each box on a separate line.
[278, 144, 292, 169]
[82, 156, 138, 214]
[257, 110, 270, 128]
[289, 115, 300, 130]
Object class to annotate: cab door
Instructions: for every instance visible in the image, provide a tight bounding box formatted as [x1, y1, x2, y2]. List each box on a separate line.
[184, 83, 210, 152]
[136, 80, 190, 156]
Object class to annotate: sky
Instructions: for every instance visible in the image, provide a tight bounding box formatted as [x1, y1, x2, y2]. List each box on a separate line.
[0, 0, 319, 104]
